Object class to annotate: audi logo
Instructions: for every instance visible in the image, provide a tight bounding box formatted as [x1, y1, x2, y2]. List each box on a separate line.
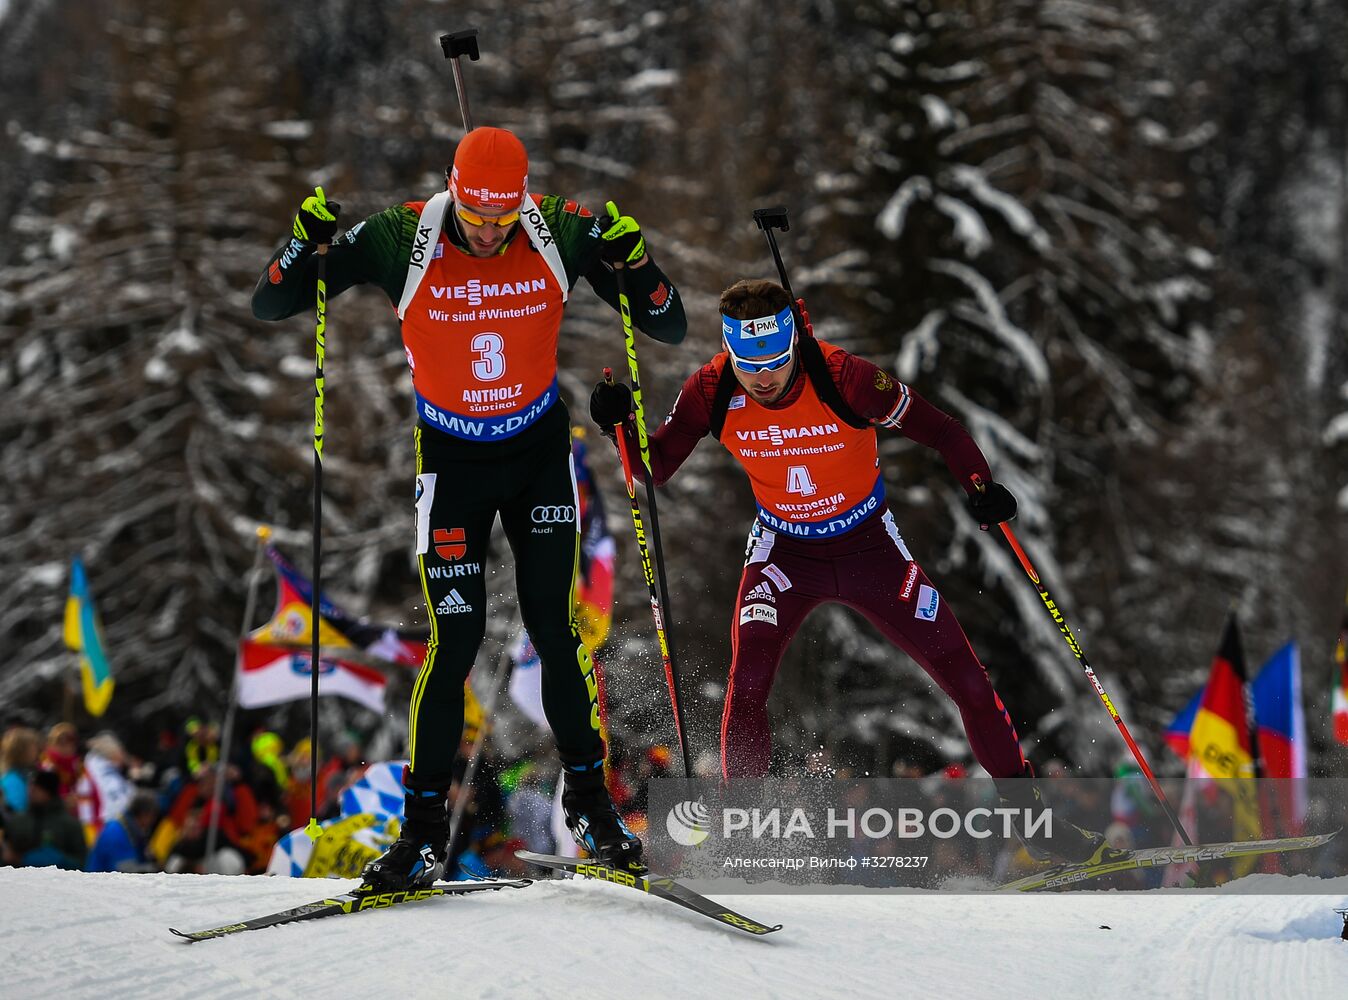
[531, 505, 576, 524]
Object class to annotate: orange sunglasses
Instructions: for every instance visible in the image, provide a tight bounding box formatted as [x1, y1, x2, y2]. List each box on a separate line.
[455, 202, 522, 228]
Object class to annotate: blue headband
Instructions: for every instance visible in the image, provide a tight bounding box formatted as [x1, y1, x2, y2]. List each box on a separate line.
[720, 305, 795, 360]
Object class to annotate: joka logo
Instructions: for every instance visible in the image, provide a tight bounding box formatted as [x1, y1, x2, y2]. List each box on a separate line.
[531, 505, 575, 524]
[436, 590, 472, 615]
[434, 528, 467, 560]
[410, 225, 432, 270]
[522, 204, 553, 248]
[665, 800, 710, 847]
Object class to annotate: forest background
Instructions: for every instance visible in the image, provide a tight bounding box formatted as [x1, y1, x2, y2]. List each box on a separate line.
[1, 0, 1345, 777]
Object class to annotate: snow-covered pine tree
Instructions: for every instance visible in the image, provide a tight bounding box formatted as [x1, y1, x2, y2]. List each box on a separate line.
[803, 0, 1215, 767]
[0, 0, 419, 723]
[1133, 0, 1348, 746]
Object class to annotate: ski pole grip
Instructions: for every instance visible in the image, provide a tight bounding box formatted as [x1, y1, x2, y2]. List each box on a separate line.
[603, 366, 614, 384]
[440, 28, 481, 61]
[751, 205, 796, 301]
[968, 474, 989, 531]
[753, 206, 790, 232]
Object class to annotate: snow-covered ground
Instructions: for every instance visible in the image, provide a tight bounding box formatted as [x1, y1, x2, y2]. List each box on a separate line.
[2, 866, 1347, 999]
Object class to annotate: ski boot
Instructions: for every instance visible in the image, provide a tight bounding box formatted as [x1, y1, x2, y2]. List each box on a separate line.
[994, 772, 1129, 866]
[361, 781, 449, 891]
[561, 761, 645, 872]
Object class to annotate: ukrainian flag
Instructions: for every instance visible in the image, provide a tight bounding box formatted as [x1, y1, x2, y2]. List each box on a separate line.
[64, 555, 114, 717]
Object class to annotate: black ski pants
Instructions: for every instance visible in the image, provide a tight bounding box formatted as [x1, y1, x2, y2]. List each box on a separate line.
[407, 406, 603, 788]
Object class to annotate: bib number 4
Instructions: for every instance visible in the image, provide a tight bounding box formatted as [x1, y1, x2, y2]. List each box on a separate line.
[786, 465, 817, 497]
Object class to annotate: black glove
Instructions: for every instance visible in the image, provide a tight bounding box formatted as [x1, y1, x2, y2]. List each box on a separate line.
[598, 200, 646, 265]
[590, 379, 634, 429]
[292, 186, 342, 244]
[966, 481, 1017, 529]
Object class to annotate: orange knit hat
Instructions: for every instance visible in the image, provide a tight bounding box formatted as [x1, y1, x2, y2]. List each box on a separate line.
[449, 127, 528, 211]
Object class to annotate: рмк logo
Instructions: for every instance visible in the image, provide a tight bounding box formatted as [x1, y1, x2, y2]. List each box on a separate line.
[665, 800, 710, 847]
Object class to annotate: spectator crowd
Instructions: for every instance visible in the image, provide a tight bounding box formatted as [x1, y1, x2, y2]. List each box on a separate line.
[0, 712, 678, 881]
[1, 716, 407, 875]
[3, 714, 1342, 888]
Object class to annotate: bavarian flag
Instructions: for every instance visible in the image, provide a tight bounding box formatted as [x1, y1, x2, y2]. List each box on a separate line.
[1189, 612, 1261, 866]
[64, 555, 114, 717]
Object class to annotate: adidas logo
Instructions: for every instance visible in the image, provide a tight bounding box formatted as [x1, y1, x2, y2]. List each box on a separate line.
[435, 589, 472, 615]
[745, 582, 775, 604]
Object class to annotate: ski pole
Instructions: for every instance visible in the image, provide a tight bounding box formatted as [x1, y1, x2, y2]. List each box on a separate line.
[971, 474, 1193, 845]
[603, 363, 691, 777]
[207, 525, 272, 861]
[306, 241, 329, 842]
[752, 206, 798, 300]
[752, 205, 818, 333]
[448, 650, 511, 853]
[752, 205, 831, 351]
[440, 28, 481, 131]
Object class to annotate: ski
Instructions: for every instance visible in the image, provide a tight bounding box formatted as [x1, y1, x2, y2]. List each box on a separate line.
[999, 831, 1337, 891]
[169, 877, 532, 941]
[516, 850, 782, 937]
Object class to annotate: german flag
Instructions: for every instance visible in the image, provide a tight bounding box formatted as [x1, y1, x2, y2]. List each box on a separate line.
[1189, 612, 1261, 868]
[1190, 614, 1256, 781]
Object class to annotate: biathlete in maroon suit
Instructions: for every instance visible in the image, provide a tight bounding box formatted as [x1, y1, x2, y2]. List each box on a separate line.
[589, 278, 1115, 865]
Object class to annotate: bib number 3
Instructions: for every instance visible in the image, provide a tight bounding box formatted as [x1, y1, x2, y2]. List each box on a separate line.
[471, 332, 505, 382]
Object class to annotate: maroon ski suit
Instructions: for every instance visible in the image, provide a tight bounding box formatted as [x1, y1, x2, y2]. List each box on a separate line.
[618, 345, 1027, 781]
